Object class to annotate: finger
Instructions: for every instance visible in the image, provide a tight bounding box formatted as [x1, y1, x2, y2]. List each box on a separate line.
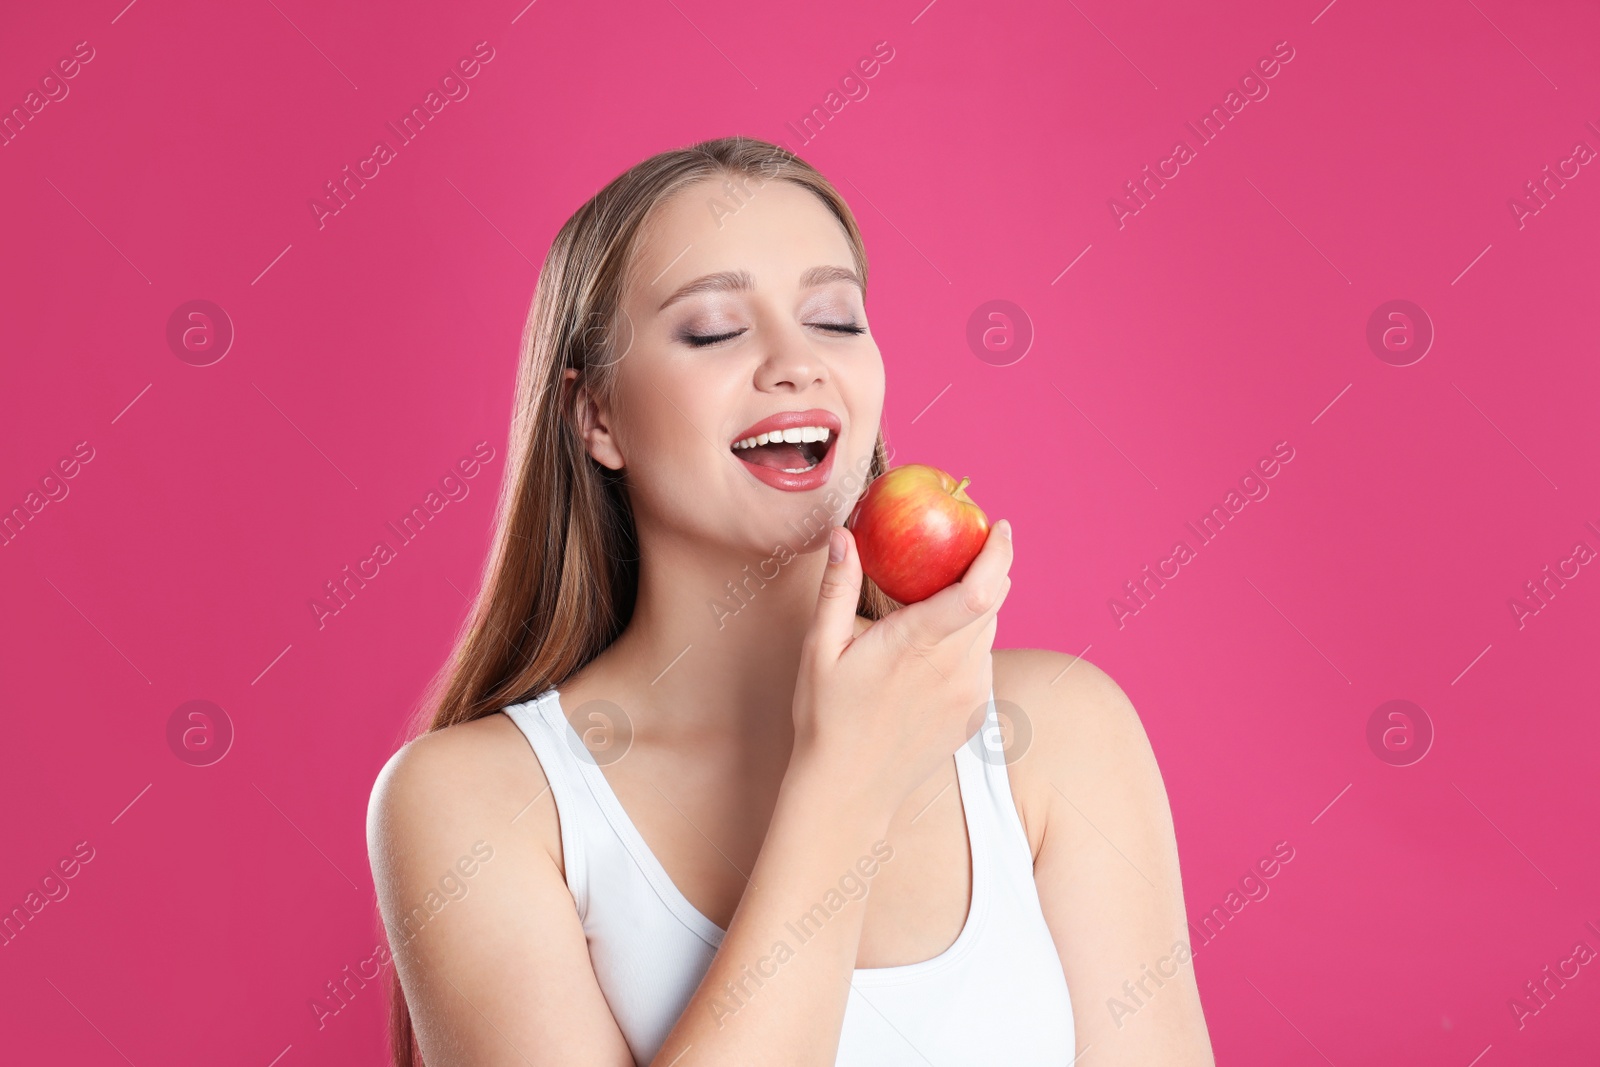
[897, 520, 1013, 646]
[963, 587, 1005, 657]
[950, 572, 1012, 638]
[806, 525, 864, 663]
[961, 518, 1014, 587]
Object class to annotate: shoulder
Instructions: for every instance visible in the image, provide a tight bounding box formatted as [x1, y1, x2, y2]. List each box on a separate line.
[367, 710, 548, 830]
[991, 647, 1152, 764]
[992, 647, 1134, 708]
[366, 708, 561, 881]
[991, 649, 1166, 859]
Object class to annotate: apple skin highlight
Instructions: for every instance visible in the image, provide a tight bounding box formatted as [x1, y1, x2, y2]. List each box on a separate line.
[845, 463, 990, 603]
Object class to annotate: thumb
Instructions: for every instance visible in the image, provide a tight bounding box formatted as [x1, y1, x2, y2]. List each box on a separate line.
[807, 525, 864, 662]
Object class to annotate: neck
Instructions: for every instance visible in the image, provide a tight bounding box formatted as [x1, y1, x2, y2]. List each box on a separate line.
[589, 522, 836, 743]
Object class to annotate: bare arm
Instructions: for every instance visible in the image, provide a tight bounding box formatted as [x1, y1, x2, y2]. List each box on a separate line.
[367, 721, 637, 1066]
[1003, 650, 1215, 1065]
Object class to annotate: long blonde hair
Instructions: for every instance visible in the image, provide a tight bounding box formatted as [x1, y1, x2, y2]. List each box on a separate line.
[387, 135, 895, 1065]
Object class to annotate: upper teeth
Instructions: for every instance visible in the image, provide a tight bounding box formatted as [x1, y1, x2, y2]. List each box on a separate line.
[732, 426, 832, 450]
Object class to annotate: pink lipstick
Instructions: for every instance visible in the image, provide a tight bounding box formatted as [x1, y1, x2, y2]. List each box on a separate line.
[729, 408, 842, 492]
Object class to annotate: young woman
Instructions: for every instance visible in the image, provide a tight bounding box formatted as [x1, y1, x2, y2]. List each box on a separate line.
[366, 136, 1214, 1066]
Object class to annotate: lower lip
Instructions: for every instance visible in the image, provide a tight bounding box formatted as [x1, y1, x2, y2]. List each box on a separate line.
[733, 440, 839, 492]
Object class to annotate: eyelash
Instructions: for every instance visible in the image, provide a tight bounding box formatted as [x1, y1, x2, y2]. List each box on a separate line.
[683, 323, 866, 348]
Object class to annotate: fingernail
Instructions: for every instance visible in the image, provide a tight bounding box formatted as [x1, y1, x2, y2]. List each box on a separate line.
[997, 520, 1012, 542]
[829, 527, 846, 562]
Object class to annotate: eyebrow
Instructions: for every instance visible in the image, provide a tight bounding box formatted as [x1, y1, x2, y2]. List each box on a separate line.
[655, 265, 863, 312]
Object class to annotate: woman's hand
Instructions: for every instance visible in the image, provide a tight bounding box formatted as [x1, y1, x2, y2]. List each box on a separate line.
[788, 519, 1015, 820]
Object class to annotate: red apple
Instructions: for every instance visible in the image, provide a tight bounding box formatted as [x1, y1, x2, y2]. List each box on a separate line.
[846, 464, 990, 604]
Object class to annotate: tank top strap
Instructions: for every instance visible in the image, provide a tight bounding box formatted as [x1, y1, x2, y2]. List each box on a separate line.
[502, 690, 593, 921]
[954, 688, 1037, 875]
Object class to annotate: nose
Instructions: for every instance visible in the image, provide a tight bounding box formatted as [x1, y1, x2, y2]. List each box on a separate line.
[753, 321, 828, 392]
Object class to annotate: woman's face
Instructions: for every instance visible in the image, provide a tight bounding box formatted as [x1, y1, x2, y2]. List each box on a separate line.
[578, 174, 885, 556]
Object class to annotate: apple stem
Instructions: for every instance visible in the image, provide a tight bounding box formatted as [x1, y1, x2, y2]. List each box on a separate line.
[954, 476, 971, 495]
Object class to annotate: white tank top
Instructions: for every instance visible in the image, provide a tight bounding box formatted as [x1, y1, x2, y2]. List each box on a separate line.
[504, 687, 1076, 1066]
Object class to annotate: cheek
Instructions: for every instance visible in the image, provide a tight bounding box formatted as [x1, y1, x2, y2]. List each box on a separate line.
[613, 350, 736, 473]
[844, 345, 887, 449]
[866, 347, 887, 396]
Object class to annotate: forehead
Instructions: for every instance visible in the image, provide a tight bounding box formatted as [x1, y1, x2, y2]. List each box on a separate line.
[627, 175, 857, 300]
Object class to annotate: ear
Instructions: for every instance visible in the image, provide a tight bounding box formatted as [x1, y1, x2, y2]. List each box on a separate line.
[563, 368, 625, 470]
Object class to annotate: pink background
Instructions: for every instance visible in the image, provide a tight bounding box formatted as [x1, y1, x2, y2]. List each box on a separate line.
[3, 0, 1597, 1063]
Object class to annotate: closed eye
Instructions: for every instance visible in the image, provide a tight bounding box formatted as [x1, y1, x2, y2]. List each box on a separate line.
[683, 329, 746, 348]
[681, 323, 866, 348]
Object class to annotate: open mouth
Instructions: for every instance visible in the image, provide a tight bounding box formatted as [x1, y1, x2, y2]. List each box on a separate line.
[730, 426, 836, 474]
